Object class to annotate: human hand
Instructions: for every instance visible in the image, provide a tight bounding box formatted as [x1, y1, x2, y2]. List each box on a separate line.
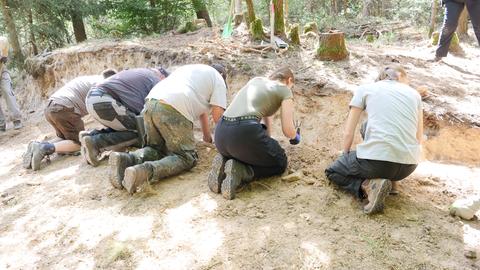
[203, 134, 213, 144]
[0, 56, 7, 64]
[289, 128, 301, 145]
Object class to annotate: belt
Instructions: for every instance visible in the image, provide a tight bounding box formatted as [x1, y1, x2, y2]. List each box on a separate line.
[222, 115, 261, 122]
[87, 88, 107, 98]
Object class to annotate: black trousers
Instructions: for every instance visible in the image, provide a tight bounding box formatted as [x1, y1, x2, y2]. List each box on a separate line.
[436, 0, 480, 58]
[214, 118, 288, 179]
[325, 151, 417, 198]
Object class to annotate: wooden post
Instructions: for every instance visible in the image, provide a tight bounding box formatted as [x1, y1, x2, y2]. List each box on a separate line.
[428, 0, 439, 38]
[270, 0, 274, 46]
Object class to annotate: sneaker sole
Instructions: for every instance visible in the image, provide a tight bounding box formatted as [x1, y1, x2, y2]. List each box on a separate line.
[221, 160, 236, 200]
[123, 167, 147, 194]
[109, 152, 125, 190]
[22, 141, 34, 169]
[364, 179, 392, 215]
[31, 143, 43, 171]
[207, 154, 226, 193]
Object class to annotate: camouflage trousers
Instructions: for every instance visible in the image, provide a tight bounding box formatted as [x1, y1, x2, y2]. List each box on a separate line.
[130, 100, 197, 182]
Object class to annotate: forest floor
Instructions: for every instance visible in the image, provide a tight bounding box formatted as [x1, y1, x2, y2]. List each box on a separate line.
[0, 26, 479, 269]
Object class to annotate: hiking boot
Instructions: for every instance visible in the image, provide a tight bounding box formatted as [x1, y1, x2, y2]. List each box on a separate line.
[22, 141, 35, 169]
[13, 120, 22, 130]
[362, 179, 392, 215]
[122, 164, 151, 194]
[81, 135, 100, 167]
[31, 142, 55, 171]
[221, 159, 254, 200]
[208, 153, 227, 193]
[109, 152, 136, 189]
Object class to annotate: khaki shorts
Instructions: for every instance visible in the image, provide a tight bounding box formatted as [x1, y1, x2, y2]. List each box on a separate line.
[44, 101, 84, 143]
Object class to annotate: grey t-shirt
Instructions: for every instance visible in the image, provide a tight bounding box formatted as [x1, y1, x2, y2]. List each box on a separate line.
[50, 75, 103, 116]
[350, 80, 422, 164]
[224, 77, 293, 118]
[98, 68, 160, 114]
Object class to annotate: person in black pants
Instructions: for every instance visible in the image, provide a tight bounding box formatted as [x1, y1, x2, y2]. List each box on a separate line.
[325, 64, 423, 214]
[435, 0, 480, 60]
[208, 66, 301, 200]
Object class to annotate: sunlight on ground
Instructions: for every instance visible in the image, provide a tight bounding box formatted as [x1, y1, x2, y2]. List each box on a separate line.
[463, 223, 480, 252]
[301, 242, 330, 269]
[139, 193, 223, 269]
[0, 148, 22, 179]
[42, 164, 80, 183]
[415, 161, 480, 194]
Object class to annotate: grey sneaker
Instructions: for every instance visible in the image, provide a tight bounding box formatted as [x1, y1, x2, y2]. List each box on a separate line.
[13, 120, 22, 130]
[221, 159, 253, 200]
[208, 153, 227, 193]
[31, 142, 46, 171]
[363, 179, 392, 215]
[109, 152, 135, 189]
[22, 141, 35, 169]
[81, 135, 100, 167]
[122, 164, 151, 194]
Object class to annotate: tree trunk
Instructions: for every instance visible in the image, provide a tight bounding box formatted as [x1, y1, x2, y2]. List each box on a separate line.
[245, 0, 256, 25]
[191, 0, 212, 27]
[457, 6, 468, 38]
[235, 0, 242, 14]
[149, 0, 159, 32]
[28, 8, 38, 55]
[362, 0, 373, 16]
[273, 0, 285, 37]
[317, 30, 349, 61]
[71, 10, 87, 43]
[0, 0, 24, 65]
[428, 0, 439, 38]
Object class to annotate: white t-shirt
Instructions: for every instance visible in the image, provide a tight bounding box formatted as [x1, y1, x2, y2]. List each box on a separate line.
[350, 80, 422, 164]
[146, 64, 227, 122]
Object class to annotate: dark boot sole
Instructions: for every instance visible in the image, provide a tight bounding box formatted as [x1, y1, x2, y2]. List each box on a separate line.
[22, 141, 34, 169]
[108, 152, 129, 189]
[208, 154, 226, 193]
[31, 143, 43, 171]
[221, 160, 239, 200]
[364, 179, 392, 215]
[81, 136, 100, 167]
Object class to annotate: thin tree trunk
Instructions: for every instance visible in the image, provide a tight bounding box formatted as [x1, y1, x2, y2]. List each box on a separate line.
[457, 6, 468, 38]
[71, 10, 87, 43]
[235, 0, 242, 14]
[429, 0, 439, 38]
[362, 0, 373, 16]
[0, 0, 24, 65]
[28, 8, 38, 55]
[273, 0, 285, 37]
[245, 0, 256, 23]
[191, 0, 212, 27]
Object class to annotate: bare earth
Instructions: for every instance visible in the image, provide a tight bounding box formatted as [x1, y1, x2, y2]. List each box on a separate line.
[1, 27, 479, 269]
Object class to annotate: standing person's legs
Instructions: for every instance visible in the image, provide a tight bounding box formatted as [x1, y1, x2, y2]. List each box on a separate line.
[0, 71, 22, 129]
[0, 102, 5, 131]
[436, 1, 465, 58]
[122, 102, 197, 194]
[466, 0, 480, 45]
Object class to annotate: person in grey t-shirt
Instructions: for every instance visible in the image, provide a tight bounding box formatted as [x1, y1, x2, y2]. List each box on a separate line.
[22, 69, 116, 171]
[325, 64, 423, 215]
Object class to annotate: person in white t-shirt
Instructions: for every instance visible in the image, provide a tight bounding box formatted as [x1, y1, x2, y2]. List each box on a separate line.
[108, 63, 228, 194]
[325, 64, 423, 215]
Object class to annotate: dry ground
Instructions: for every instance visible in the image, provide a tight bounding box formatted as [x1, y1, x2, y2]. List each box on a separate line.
[0, 27, 479, 269]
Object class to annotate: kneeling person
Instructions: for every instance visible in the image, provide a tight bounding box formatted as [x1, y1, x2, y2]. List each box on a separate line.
[325, 64, 423, 214]
[23, 69, 116, 170]
[209, 66, 300, 200]
[109, 64, 227, 193]
[82, 67, 168, 166]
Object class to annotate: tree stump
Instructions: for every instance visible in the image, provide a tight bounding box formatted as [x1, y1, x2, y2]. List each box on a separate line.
[317, 30, 349, 61]
[234, 13, 244, 26]
[304, 22, 319, 34]
[288, 24, 300, 45]
[432, 31, 462, 53]
[250, 18, 264, 41]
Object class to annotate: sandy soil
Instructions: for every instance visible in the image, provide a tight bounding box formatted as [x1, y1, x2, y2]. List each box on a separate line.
[1, 27, 480, 269]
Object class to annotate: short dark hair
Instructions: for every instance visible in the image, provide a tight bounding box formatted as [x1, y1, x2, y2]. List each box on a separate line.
[269, 66, 294, 83]
[101, 68, 117, 79]
[211, 63, 227, 82]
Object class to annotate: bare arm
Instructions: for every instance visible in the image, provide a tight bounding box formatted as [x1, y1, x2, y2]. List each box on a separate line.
[343, 107, 363, 153]
[416, 109, 424, 144]
[262, 116, 273, 136]
[280, 99, 296, 139]
[211, 105, 225, 124]
[199, 112, 212, 143]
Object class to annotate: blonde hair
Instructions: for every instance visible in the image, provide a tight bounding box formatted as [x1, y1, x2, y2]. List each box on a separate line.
[269, 66, 294, 83]
[376, 64, 407, 82]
